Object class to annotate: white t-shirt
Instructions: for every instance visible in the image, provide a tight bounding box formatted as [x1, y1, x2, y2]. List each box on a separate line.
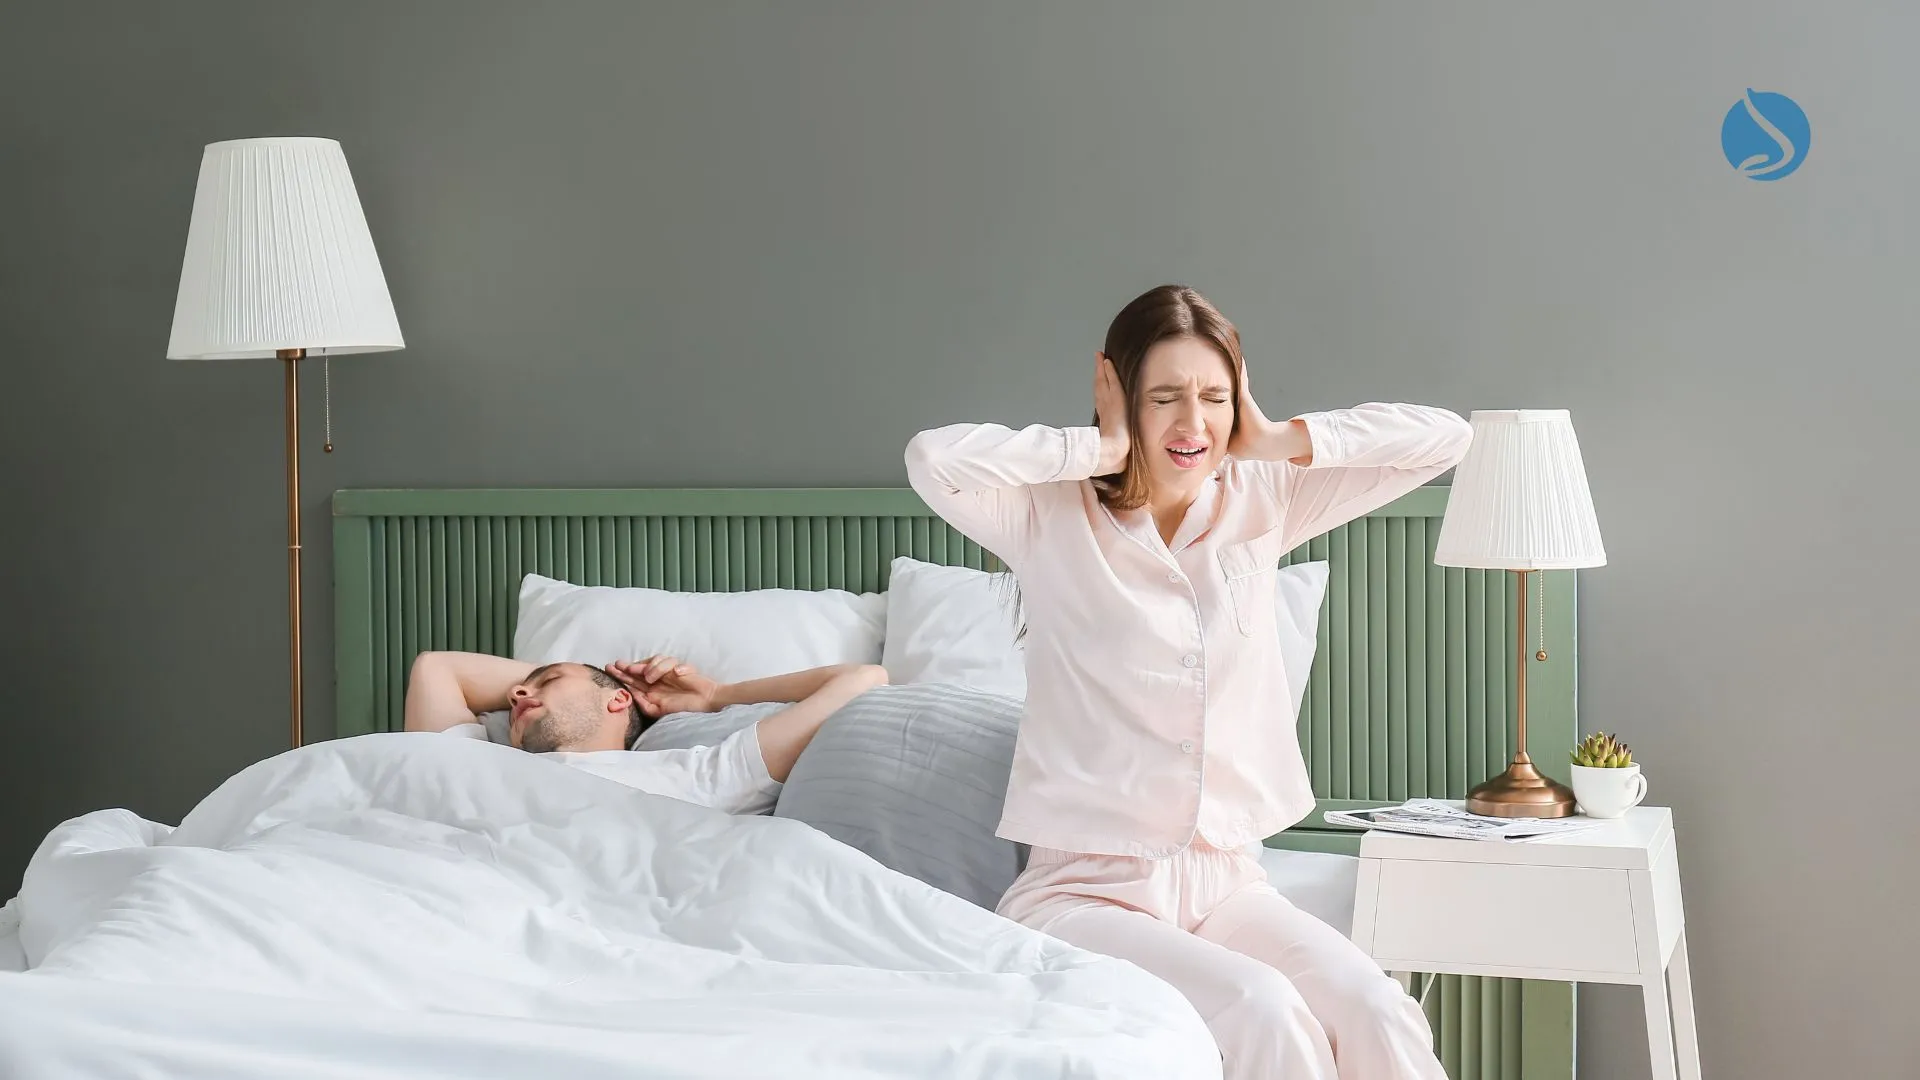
[440, 721, 782, 816]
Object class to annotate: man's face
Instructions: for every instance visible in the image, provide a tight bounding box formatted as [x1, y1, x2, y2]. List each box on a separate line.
[508, 663, 625, 753]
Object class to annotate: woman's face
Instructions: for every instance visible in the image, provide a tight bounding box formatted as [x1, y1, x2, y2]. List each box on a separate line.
[1133, 336, 1236, 504]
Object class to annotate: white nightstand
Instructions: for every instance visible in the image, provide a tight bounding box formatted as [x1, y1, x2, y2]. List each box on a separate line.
[1349, 806, 1701, 1080]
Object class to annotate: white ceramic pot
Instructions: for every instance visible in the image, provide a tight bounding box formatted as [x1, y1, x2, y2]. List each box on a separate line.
[1570, 763, 1648, 819]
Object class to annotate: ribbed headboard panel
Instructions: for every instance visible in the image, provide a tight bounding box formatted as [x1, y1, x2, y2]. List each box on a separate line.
[331, 487, 1575, 813]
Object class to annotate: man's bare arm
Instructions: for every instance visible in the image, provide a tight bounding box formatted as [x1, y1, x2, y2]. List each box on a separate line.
[403, 651, 537, 733]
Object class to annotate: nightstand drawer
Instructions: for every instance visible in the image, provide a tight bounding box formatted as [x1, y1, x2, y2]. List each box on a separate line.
[1366, 859, 1641, 976]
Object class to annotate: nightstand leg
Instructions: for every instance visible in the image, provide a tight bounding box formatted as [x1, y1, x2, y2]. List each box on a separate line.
[1668, 931, 1703, 1080]
[1641, 967, 1679, 1080]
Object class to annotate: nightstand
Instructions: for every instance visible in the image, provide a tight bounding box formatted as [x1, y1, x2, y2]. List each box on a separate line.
[1349, 806, 1701, 1080]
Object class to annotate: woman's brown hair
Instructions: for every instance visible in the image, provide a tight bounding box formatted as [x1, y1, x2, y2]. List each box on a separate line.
[1091, 285, 1245, 510]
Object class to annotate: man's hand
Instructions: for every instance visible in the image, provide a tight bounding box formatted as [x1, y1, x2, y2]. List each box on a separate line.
[608, 656, 722, 718]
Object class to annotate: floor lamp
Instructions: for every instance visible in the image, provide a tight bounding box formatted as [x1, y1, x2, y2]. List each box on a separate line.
[167, 137, 404, 748]
[1434, 410, 1606, 818]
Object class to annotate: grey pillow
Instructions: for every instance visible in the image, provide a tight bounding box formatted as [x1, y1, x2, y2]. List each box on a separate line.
[624, 686, 1028, 910]
[772, 684, 1026, 911]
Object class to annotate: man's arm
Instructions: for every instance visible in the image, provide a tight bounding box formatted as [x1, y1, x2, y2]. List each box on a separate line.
[404, 651, 537, 733]
[615, 659, 890, 782]
[722, 665, 890, 782]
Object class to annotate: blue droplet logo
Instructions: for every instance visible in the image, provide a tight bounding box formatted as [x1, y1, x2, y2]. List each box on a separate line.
[1721, 89, 1809, 181]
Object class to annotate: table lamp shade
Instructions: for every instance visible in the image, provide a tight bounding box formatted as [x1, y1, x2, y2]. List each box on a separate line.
[167, 137, 403, 360]
[1434, 410, 1606, 571]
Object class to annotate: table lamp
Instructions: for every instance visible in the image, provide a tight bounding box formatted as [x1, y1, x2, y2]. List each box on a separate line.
[166, 137, 404, 748]
[1434, 410, 1606, 818]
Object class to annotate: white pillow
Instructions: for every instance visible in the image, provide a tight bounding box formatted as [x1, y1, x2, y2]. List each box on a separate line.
[1255, 845, 1358, 937]
[878, 556, 1329, 715]
[880, 558, 1026, 697]
[1274, 561, 1331, 720]
[512, 574, 887, 684]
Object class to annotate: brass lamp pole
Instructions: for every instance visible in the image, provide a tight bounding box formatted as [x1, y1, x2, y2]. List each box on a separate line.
[1462, 569, 1570, 817]
[280, 348, 306, 747]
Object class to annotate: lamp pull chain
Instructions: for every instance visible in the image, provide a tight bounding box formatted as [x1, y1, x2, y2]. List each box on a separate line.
[322, 349, 333, 454]
[1535, 571, 1548, 662]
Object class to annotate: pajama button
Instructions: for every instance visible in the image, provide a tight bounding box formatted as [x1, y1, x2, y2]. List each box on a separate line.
[1180, 740, 1195, 754]
[1168, 571, 1183, 583]
[1181, 654, 1198, 668]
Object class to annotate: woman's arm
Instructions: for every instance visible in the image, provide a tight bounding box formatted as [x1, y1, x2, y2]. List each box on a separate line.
[904, 424, 1100, 566]
[1230, 372, 1472, 546]
[904, 357, 1128, 565]
[403, 651, 537, 733]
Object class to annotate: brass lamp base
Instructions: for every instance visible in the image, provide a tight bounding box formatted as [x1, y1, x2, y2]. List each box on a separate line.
[1465, 754, 1577, 819]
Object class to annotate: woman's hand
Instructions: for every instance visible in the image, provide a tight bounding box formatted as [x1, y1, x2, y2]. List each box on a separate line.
[1094, 353, 1130, 473]
[1226, 358, 1313, 464]
[609, 656, 723, 718]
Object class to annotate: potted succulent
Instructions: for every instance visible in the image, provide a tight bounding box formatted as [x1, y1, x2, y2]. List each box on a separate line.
[1568, 732, 1649, 819]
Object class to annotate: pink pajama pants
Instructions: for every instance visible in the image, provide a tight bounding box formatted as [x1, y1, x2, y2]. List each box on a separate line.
[999, 841, 1445, 1080]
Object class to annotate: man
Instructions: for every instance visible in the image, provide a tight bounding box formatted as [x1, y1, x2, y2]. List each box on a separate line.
[403, 651, 887, 814]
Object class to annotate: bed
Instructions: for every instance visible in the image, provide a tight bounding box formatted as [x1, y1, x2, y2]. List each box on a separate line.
[1, 484, 1579, 1080]
[327, 484, 1580, 1080]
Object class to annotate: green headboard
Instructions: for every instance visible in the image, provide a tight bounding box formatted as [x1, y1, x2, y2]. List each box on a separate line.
[330, 483, 1579, 1080]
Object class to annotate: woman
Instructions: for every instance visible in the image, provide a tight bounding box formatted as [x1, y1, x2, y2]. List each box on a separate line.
[904, 285, 1470, 1079]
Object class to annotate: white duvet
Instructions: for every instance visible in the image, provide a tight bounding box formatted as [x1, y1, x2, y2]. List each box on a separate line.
[0, 733, 1219, 1079]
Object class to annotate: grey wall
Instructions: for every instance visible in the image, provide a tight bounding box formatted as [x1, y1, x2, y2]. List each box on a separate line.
[3, 2, 1914, 1077]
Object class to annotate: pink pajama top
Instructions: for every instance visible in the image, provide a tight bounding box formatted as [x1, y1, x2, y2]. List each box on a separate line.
[905, 404, 1472, 858]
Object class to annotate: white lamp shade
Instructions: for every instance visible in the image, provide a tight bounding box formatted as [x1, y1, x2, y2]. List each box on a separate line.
[1433, 410, 1606, 571]
[167, 137, 403, 360]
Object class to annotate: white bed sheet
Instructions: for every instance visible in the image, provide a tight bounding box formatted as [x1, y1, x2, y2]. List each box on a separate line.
[2, 853, 1359, 977]
[0, 742, 1364, 1077]
[0, 897, 21, 973]
[0, 734, 1219, 1079]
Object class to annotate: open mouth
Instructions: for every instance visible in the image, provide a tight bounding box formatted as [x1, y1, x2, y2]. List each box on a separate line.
[1165, 443, 1210, 469]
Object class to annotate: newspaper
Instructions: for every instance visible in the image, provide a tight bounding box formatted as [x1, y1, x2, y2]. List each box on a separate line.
[1322, 799, 1605, 842]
